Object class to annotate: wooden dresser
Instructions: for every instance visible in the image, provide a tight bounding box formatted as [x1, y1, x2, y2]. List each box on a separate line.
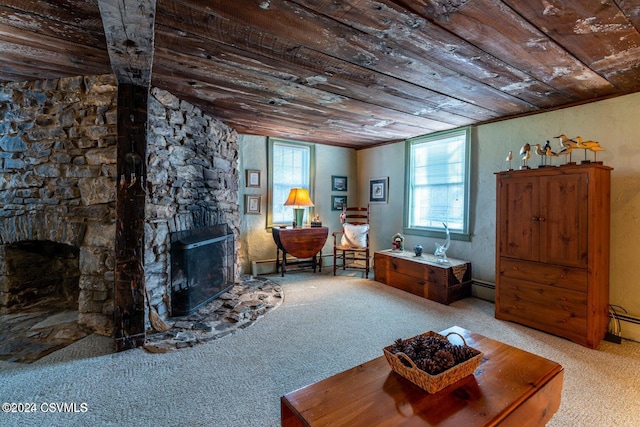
[374, 250, 472, 305]
[495, 164, 611, 348]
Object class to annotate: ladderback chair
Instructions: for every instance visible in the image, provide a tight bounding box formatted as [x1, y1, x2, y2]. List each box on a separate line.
[333, 205, 370, 278]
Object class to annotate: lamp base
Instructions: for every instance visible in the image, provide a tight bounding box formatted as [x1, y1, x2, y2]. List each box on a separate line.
[293, 208, 305, 227]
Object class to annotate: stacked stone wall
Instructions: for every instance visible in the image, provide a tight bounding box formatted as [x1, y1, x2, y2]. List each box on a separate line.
[0, 76, 241, 334]
[0, 75, 118, 335]
[145, 88, 240, 321]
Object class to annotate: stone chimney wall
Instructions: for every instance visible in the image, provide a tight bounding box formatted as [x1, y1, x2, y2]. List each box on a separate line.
[0, 75, 118, 335]
[145, 88, 240, 321]
[0, 75, 241, 335]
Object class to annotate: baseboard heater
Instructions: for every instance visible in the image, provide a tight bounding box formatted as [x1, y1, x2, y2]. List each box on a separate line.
[471, 279, 495, 303]
[252, 254, 332, 276]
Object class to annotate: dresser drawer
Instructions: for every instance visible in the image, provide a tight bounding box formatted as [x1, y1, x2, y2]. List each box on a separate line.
[499, 257, 587, 292]
[497, 277, 587, 340]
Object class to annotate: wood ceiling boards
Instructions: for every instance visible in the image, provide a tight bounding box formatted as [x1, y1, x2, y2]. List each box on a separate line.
[1, 0, 640, 148]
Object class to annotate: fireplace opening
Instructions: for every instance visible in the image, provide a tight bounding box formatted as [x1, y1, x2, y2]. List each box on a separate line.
[170, 224, 235, 316]
[1, 240, 80, 313]
[0, 240, 88, 363]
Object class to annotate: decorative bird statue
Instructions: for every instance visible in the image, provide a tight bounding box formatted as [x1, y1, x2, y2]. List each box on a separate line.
[556, 135, 577, 164]
[543, 140, 557, 166]
[534, 143, 546, 167]
[506, 150, 513, 170]
[575, 137, 603, 163]
[557, 144, 573, 164]
[519, 143, 531, 169]
[556, 134, 575, 146]
[586, 141, 605, 163]
[434, 223, 450, 263]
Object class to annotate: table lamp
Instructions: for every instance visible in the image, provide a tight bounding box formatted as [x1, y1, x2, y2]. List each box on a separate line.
[284, 188, 314, 227]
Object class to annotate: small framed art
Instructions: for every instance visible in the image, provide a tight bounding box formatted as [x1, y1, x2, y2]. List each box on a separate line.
[369, 177, 389, 204]
[246, 169, 261, 188]
[245, 195, 261, 214]
[331, 195, 347, 211]
[331, 175, 347, 191]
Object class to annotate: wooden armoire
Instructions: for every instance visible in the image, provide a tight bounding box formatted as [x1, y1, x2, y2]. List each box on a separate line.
[495, 164, 612, 348]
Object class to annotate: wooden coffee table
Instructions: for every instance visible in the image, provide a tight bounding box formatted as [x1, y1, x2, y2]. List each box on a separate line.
[281, 326, 563, 426]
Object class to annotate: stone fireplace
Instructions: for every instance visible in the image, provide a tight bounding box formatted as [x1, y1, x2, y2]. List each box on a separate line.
[0, 74, 241, 345]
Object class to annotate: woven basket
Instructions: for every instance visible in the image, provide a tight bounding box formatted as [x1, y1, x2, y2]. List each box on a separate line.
[383, 331, 483, 394]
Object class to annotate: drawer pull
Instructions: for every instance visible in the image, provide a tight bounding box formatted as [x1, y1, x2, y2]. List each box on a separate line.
[560, 274, 567, 279]
[512, 266, 519, 271]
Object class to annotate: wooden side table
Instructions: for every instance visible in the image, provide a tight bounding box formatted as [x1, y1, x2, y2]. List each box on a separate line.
[374, 250, 472, 304]
[281, 326, 564, 427]
[272, 227, 328, 276]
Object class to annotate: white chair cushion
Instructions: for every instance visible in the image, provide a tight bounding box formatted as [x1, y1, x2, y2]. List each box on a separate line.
[340, 223, 369, 249]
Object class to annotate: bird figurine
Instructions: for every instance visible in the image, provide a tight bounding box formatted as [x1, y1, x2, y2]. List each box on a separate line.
[506, 150, 513, 170]
[519, 143, 531, 169]
[556, 135, 577, 164]
[557, 144, 573, 164]
[586, 141, 605, 163]
[534, 143, 546, 167]
[543, 140, 557, 166]
[574, 137, 603, 163]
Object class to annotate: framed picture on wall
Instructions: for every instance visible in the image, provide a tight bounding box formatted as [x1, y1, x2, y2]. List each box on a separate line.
[369, 177, 388, 203]
[246, 169, 261, 188]
[245, 195, 261, 214]
[331, 195, 347, 211]
[332, 175, 347, 191]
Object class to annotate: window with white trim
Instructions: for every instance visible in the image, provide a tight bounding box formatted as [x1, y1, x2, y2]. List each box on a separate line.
[404, 127, 471, 240]
[268, 138, 315, 227]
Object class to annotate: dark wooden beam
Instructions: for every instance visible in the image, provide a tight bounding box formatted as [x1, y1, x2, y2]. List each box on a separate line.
[113, 83, 148, 352]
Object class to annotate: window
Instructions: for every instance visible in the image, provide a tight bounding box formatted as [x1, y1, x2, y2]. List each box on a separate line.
[404, 127, 471, 241]
[268, 138, 315, 227]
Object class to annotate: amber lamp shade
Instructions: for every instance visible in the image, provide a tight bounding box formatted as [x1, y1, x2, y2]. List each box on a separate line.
[284, 188, 314, 227]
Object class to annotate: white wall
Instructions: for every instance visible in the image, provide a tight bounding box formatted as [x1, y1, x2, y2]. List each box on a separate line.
[238, 135, 356, 274]
[358, 91, 640, 340]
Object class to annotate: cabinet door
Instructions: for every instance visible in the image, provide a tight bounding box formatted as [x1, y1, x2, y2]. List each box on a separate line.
[539, 173, 588, 267]
[498, 175, 539, 261]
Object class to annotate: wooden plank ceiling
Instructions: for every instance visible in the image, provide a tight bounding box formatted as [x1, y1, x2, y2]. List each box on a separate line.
[1, 0, 640, 148]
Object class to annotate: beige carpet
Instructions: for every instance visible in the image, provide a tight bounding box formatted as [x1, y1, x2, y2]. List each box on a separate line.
[1, 272, 639, 426]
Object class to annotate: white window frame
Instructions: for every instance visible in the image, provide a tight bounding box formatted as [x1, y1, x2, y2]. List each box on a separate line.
[403, 127, 471, 241]
[267, 138, 315, 228]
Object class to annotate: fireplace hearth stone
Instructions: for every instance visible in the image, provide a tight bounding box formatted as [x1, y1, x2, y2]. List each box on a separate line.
[0, 309, 89, 363]
[144, 275, 282, 353]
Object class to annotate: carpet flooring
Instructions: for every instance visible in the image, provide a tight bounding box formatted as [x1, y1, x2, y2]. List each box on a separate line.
[1, 272, 639, 426]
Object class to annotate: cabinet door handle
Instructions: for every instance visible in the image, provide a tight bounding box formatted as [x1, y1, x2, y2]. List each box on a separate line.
[539, 217, 546, 222]
[531, 216, 539, 221]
